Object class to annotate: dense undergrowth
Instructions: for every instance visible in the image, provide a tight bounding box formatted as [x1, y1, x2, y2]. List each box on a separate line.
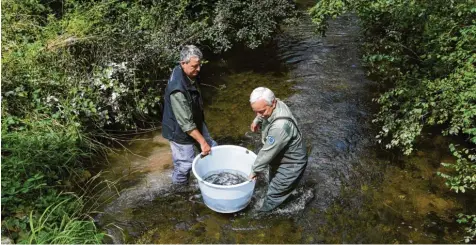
[1, 0, 297, 242]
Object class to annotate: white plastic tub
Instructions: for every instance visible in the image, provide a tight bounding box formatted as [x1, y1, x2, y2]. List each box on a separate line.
[192, 145, 256, 213]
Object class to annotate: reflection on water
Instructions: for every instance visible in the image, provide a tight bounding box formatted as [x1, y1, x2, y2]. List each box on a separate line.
[95, 10, 471, 244]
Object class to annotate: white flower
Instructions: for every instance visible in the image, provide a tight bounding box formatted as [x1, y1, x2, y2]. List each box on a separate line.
[105, 68, 114, 79]
[46, 95, 59, 103]
[119, 62, 127, 70]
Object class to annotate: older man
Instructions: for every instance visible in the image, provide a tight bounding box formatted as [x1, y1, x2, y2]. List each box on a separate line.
[162, 45, 217, 185]
[249, 87, 308, 211]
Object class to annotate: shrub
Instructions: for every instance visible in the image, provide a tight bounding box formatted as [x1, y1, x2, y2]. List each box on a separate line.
[1, 0, 298, 242]
[309, 0, 475, 242]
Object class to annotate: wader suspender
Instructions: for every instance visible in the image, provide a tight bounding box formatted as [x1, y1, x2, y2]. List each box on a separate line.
[266, 116, 302, 138]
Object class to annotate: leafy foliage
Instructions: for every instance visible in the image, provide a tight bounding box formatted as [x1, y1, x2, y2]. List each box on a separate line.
[457, 214, 476, 243]
[309, 0, 475, 242]
[438, 145, 476, 193]
[2, 0, 297, 130]
[1, 0, 297, 242]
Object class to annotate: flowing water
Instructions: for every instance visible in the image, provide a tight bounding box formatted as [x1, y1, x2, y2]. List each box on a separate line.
[94, 7, 473, 244]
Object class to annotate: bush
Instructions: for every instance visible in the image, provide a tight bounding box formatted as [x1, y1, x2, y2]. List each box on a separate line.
[2, 0, 297, 131]
[2, 0, 298, 242]
[309, 0, 475, 242]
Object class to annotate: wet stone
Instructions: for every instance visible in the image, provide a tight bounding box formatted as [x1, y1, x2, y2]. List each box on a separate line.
[175, 222, 191, 231]
[203, 172, 248, 186]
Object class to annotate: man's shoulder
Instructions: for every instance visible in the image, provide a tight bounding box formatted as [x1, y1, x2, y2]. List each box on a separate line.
[269, 118, 293, 130]
[170, 65, 184, 81]
[167, 66, 186, 90]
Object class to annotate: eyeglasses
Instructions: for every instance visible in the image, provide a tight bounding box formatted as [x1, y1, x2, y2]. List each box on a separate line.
[191, 63, 202, 69]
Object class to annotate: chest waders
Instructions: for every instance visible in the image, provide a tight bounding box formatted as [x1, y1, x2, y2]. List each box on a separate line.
[260, 117, 308, 212]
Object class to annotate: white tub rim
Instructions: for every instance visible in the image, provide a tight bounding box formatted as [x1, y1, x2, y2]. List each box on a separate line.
[192, 145, 257, 189]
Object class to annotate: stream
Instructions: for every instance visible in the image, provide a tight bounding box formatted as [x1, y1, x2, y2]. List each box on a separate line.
[94, 9, 472, 244]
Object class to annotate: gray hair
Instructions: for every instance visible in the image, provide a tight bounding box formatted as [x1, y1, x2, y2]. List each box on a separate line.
[180, 45, 203, 63]
[250, 87, 275, 105]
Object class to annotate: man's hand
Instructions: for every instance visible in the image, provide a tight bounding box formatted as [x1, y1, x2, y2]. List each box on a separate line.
[250, 122, 260, 132]
[187, 128, 211, 156]
[200, 141, 211, 156]
[249, 172, 257, 180]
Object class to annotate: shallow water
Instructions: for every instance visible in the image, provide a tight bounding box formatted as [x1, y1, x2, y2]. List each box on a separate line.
[94, 8, 473, 244]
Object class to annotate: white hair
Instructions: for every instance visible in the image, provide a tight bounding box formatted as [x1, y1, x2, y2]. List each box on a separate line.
[180, 45, 203, 63]
[250, 87, 275, 105]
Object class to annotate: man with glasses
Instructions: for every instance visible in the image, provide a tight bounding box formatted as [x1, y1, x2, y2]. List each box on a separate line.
[162, 45, 217, 185]
[248, 87, 308, 212]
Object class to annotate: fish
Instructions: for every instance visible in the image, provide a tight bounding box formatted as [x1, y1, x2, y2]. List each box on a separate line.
[203, 172, 248, 185]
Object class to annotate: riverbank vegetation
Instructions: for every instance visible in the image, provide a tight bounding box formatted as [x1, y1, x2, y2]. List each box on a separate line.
[1, 0, 297, 242]
[310, 0, 475, 242]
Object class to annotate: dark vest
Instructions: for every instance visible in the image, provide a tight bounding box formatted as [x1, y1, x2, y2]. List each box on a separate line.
[162, 65, 205, 144]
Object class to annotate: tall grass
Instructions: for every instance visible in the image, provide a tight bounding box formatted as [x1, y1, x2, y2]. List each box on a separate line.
[1, 115, 109, 243]
[24, 196, 104, 244]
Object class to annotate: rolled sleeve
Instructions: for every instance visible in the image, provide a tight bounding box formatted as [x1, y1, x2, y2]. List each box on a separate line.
[252, 125, 291, 174]
[253, 116, 264, 125]
[170, 92, 196, 132]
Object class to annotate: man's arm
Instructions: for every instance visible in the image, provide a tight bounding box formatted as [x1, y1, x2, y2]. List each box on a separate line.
[187, 128, 210, 155]
[250, 124, 291, 178]
[170, 91, 196, 132]
[170, 92, 211, 155]
[251, 116, 264, 132]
